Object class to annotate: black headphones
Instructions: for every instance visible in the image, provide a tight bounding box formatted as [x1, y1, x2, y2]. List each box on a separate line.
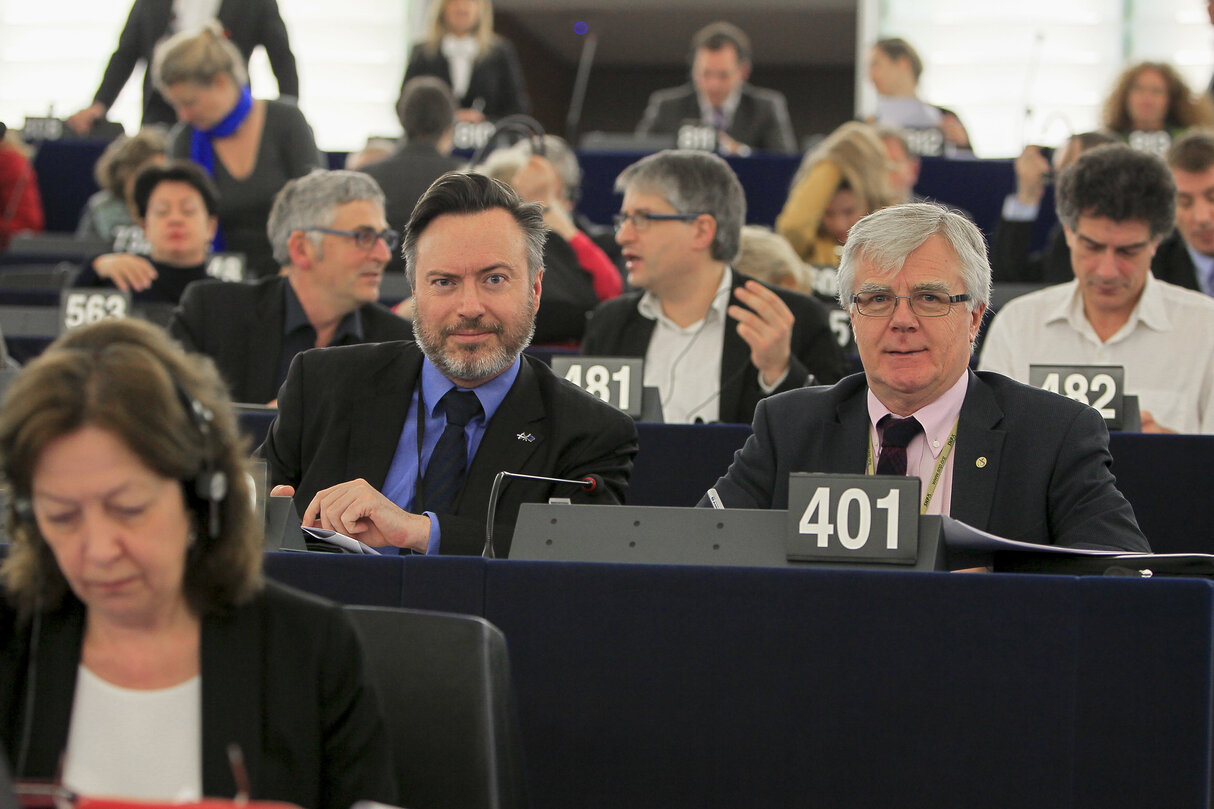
[469, 113, 547, 167]
[173, 378, 228, 543]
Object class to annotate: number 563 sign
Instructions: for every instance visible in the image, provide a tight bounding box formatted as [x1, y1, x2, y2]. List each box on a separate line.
[786, 474, 921, 564]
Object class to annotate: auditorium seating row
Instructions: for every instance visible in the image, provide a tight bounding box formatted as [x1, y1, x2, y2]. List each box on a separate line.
[265, 552, 1214, 809]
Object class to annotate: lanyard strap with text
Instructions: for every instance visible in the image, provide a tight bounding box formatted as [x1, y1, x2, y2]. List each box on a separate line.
[865, 419, 959, 514]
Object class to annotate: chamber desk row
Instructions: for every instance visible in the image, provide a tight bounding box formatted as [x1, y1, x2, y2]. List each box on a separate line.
[266, 553, 1214, 809]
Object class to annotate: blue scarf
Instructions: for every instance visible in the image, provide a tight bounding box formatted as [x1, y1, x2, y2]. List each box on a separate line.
[188, 85, 253, 251]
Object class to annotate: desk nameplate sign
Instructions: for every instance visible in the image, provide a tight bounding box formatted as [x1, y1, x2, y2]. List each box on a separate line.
[59, 289, 130, 332]
[786, 473, 920, 564]
[1029, 364, 1126, 430]
[552, 356, 643, 416]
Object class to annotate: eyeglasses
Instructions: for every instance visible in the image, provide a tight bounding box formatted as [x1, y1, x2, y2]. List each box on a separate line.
[307, 226, 400, 252]
[851, 291, 972, 318]
[612, 211, 706, 233]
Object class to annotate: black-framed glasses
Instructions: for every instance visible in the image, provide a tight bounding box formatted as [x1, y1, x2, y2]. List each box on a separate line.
[851, 291, 971, 318]
[307, 226, 400, 252]
[612, 211, 706, 232]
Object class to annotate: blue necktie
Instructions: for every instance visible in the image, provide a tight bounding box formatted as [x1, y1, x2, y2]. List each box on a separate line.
[421, 389, 483, 513]
[876, 415, 922, 476]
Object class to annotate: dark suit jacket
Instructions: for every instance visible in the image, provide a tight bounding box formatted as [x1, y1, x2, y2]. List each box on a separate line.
[706, 370, 1149, 552]
[358, 142, 464, 275]
[93, 0, 299, 127]
[992, 218, 1200, 290]
[580, 270, 846, 425]
[635, 83, 797, 154]
[401, 38, 528, 120]
[0, 582, 397, 809]
[261, 341, 638, 556]
[168, 275, 415, 404]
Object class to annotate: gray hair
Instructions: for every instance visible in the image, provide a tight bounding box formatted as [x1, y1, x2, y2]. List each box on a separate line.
[267, 169, 387, 266]
[837, 202, 991, 310]
[403, 171, 547, 288]
[151, 21, 248, 94]
[511, 135, 582, 203]
[615, 150, 746, 263]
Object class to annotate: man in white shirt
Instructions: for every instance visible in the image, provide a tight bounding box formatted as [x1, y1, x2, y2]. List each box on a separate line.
[980, 144, 1214, 434]
[580, 150, 844, 424]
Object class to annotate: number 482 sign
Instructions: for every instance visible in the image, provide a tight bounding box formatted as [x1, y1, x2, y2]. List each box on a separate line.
[786, 474, 921, 564]
[1028, 364, 1125, 430]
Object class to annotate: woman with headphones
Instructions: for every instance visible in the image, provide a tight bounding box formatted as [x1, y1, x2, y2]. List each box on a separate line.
[0, 319, 395, 809]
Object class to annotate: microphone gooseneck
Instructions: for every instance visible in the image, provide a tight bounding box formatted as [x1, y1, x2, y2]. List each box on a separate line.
[482, 471, 601, 558]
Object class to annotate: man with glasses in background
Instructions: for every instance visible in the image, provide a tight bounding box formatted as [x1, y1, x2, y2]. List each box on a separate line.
[703, 202, 1148, 552]
[581, 149, 844, 424]
[170, 169, 413, 404]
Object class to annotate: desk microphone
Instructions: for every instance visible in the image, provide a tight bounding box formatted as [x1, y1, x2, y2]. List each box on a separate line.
[483, 471, 603, 559]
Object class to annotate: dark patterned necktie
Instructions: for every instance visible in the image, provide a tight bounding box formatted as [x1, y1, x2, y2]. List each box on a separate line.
[876, 415, 922, 476]
[421, 389, 483, 513]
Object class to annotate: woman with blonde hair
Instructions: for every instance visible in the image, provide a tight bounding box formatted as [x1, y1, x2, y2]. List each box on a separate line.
[399, 0, 528, 123]
[152, 22, 322, 277]
[776, 121, 901, 266]
[1101, 62, 1214, 152]
[76, 127, 167, 242]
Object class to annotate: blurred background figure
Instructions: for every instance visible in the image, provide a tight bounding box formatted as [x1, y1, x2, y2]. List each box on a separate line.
[1101, 61, 1214, 157]
[65, 0, 299, 135]
[399, 0, 528, 124]
[0, 318, 396, 808]
[477, 135, 621, 341]
[152, 22, 322, 278]
[75, 127, 167, 245]
[0, 123, 44, 250]
[868, 37, 973, 156]
[776, 121, 901, 266]
[732, 225, 814, 294]
[74, 160, 220, 305]
[875, 126, 920, 203]
[635, 21, 797, 155]
[360, 76, 464, 275]
[344, 138, 398, 172]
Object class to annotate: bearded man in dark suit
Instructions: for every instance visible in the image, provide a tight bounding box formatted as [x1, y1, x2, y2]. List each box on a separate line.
[263, 171, 637, 556]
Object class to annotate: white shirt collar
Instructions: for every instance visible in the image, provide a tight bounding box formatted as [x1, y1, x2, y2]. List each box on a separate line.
[638, 267, 732, 328]
[1052, 274, 1173, 342]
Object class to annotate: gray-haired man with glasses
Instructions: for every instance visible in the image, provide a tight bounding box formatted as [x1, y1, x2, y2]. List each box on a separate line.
[170, 169, 413, 404]
[702, 202, 1149, 553]
[582, 149, 845, 425]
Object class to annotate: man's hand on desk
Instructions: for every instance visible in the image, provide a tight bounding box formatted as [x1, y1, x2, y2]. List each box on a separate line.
[290, 478, 432, 551]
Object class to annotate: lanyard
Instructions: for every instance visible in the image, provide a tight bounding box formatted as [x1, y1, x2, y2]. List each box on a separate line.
[866, 419, 959, 514]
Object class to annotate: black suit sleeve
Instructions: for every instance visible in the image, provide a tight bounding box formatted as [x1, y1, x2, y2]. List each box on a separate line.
[989, 217, 1041, 283]
[1046, 404, 1150, 552]
[261, 349, 307, 490]
[635, 91, 666, 136]
[167, 280, 209, 353]
[700, 394, 782, 510]
[92, 0, 151, 109]
[253, 0, 299, 98]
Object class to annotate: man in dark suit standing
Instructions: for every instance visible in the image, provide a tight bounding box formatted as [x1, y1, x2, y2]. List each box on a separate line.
[582, 149, 844, 425]
[263, 172, 637, 556]
[66, 0, 299, 134]
[360, 76, 464, 275]
[704, 202, 1148, 552]
[635, 22, 796, 155]
[169, 169, 413, 404]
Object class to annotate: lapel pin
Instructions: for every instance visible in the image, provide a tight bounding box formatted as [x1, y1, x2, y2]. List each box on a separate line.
[975, 456, 988, 468]
[517, 432, 535, 443]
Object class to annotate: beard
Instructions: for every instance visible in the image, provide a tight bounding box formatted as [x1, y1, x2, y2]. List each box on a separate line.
[413, 290, 537, 383]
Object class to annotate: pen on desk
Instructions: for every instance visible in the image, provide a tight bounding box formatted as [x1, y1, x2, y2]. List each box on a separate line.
[706, 487, 725, 509]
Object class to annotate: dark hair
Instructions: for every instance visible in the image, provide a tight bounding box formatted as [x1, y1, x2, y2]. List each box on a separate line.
[0, 319, 262, 621]
[402, 171, 547, 287]
[1055, 143, 1177, 239]
[397, 76, 457, 143]
[1101, 62, 1214, 134]
[131, 160, 220, 219]
[690, 21, 751, 64]
[615, 149, 747, 263]
[874, 37, 923, 82]
[1168, 130, 1214, 173]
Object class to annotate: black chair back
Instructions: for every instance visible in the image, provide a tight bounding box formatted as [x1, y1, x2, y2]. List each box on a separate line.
[345, 606, 527, 809]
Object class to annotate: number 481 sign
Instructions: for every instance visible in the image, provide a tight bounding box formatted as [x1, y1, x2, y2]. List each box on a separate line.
[786, 474, 921, 564]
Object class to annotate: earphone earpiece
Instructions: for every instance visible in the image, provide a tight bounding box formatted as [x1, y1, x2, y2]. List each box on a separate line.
[173, 380, 228, 542]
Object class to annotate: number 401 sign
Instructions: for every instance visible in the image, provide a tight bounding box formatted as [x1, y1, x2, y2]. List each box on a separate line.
[786, 474, 920, 564]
